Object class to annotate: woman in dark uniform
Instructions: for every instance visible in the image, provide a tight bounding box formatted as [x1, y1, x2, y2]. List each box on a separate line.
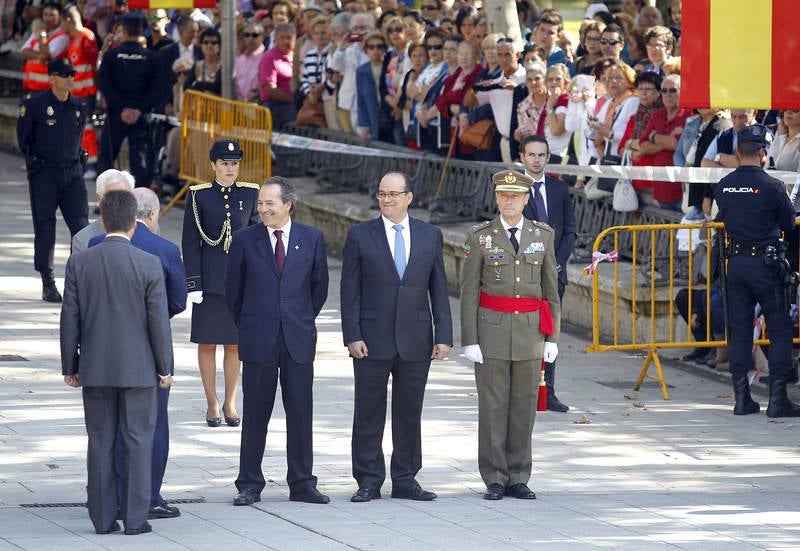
[182, 140, 260, 426]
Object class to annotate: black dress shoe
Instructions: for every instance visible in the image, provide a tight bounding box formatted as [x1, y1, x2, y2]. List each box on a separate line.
[124, 521, 152, 535]
[505, 483, 536, 500]
[391, 483, 437, 501]
[290, 487, 330, 504]
[96, 521, 121, 534]
[148, 503, 181, 519]
[233, 489, 261, 506]
[483, 483, 504, 500]
[350, 487, 381, 502]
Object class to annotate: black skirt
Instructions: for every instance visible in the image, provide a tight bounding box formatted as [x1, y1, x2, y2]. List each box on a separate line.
[190, 293, 238, 345]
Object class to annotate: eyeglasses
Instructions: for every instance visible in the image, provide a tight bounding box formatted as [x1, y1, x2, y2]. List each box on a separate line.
[600, 38, 621, 46]
[366, 43, 386, 50]
[387, 26, 403, 33]
[243, 32, 260, 38]
[202, 40, 220, 45]
[421, 5, 438, 10]
[661, 87, 679, 94]
[426, 43, 443, 50]
[376, 191, 409, 200]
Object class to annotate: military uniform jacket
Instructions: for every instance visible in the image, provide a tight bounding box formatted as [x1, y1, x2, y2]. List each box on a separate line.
[460, 216, 561, 362]
[181, 180, 260, 295]
[16, 90, 85, 164]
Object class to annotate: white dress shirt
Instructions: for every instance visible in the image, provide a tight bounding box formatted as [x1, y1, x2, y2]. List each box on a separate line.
[106, 232, 131, 241]
[178, 42, 195, 63]
[499, 216, 525, 242]
[525, 172, 548, 218]
[267, 219, 291, 255]
[382, 215, 411, 261]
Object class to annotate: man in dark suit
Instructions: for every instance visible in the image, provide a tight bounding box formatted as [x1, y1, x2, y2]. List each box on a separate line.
[157, 16, 201, 114]
[520, 135, 577, 412]
[340, 172, 453, 503]
[60, 190, 173, 536]
[89, 188, 186, 520]
[225, 177, 330, 506]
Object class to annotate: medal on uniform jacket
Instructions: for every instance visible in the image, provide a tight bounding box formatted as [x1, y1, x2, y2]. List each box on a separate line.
[525, 242, 545, 254]
[46, 105, 54, 116]
[484, 235, 492, 250]
[463, 243, 471, 257]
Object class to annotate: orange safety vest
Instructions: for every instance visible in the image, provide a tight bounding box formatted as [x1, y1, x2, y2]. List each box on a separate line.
[22, 29, 67, 92]
[67, 29, 98, 98]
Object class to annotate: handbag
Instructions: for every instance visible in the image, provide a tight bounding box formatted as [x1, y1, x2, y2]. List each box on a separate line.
[597, 138, 621, 192]
[459, 118, 496, 150]
[584, 176, 613, 200]
[295, 94, 326, 127]
[612, 149, 638, 212]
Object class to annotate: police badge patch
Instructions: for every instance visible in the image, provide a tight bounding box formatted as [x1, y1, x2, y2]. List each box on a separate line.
[47, 106, 54, 116]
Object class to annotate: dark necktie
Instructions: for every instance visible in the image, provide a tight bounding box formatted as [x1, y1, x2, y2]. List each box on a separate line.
[274, 229, 285, 272]
[508, 227, 519, 254]
[534, 182, 548, 224]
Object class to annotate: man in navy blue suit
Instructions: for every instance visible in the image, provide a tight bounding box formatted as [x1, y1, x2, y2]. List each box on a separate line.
[520, 135, 576, 412]
[225, 177, 330, 506]
[340, 172, 453, 503]
[89, 188, 187, 519]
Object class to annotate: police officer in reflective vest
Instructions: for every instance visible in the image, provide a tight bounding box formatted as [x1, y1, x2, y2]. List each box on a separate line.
[712, 124, 800, 418]
[17, 58, 89, 302]
[460, 169, 561, 500]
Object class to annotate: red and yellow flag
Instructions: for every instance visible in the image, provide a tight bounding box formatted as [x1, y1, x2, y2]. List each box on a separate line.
[128, 0, 216, 8]
[681, 0, 800, 110]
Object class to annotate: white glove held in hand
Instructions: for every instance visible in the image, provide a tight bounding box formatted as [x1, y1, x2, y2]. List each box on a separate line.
[463, 344, 484, 364]
[187, 291, 204, 305]
[543, 342, 558, 363]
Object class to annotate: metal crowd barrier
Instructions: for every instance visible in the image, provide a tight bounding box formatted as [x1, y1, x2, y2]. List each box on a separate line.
[587, 222, 800, 400]
[162, 90, 272, 215]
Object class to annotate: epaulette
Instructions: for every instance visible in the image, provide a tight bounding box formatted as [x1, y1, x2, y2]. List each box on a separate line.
[531, 220, 553, 231]
[471, 221, 491, 232]
[235, 181, 260, 190]
[189, 183, 212, 191]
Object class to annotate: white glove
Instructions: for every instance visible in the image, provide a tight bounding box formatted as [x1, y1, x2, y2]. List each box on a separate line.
[543, 342, 558, 363]
[187, 291, 204, 305]
[463, 344, 484, 364]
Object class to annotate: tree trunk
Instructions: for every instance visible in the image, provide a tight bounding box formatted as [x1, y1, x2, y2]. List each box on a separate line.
[483, 0, 524, 51]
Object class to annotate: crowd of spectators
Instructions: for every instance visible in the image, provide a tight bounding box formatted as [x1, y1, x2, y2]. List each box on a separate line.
[3, 0, 798, 211]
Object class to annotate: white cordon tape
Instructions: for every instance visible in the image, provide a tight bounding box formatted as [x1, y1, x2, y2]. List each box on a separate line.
[0, 69, 23, 80]
[271, 132, 800, 186]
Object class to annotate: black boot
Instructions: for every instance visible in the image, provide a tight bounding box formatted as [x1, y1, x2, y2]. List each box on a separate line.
[544, 363, 569, 412]
[766, 373, 800, 418]
[41, 271, 62, 303]
[731, 372, 759, 415]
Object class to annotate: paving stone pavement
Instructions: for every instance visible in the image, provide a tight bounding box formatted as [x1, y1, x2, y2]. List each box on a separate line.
[0, 151, 799, 550]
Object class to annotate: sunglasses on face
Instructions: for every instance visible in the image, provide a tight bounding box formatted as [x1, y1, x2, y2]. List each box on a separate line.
[426, 44, 443, 50]
[600, 38, 621, 46]
[243, 32, 260, 38]
[387, 26, 403, 33]
[661, 87, 679, 94]
[202, 40, 220, 45]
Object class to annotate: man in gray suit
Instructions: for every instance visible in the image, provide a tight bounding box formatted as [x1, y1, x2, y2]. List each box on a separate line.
[71, 169, 135, 253]
[61, 190, 173, 535]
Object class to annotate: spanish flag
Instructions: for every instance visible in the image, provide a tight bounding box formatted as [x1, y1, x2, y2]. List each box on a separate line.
[681, 0, 800, 110]
[128, 0, 216, 8]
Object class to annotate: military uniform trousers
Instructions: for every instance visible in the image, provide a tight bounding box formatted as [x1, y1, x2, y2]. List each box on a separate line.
[726, 254, 792, 377]
[28, 164, 88, 272]
[475, 356, 538, 487]
[97, 110, 151, 188]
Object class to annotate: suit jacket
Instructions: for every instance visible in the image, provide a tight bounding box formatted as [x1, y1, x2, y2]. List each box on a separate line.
[355, 59, 392, 139]
[89, 221, 188, 319]
[224, 221, 329, 365]
[158, 41, 202, 111]
[522, 175, 577, 286]
[340, 216, 453, 362]
[60, 236, 173, 386]
[71, 220, 103, 254]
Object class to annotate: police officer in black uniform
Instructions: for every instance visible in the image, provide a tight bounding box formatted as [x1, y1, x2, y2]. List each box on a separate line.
[17, 58, 89, 302]
[182, 140, 260, 427]
[712, 124, 800, 418]
[96, 12, 160, 189]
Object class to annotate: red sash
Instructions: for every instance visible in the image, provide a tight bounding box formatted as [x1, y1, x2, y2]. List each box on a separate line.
[479, 291, 554, 336]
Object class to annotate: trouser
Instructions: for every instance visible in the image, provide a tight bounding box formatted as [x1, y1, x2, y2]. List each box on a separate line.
[114, 386, 170, 507]
[83, 385, 157, 532]
[475, 358, 538, 487]
[97, 109, 151, 188]
[351, 356, 431, 491]
[336, 108, 354, 134]
[27, 165, 89, 273]
[263, 100, 297, 129]
[236, 328, 316, 493]
[726, 255, 792, 377]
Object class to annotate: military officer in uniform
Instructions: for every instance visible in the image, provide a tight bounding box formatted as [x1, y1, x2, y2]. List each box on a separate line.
[182, 140, 260, 427]
[460, 169, 560, 501]
[712, 124, 800, 418]
[17, 58, 89, 303]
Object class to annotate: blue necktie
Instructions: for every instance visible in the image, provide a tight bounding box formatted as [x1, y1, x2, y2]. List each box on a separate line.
[393, 224, 406, 278]
[534, 182, 548, 224]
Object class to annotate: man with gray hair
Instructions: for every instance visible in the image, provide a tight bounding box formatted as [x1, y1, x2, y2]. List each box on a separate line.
[259, 23, 298, 127]
[333, 12, 372, 132]
[88, 187, 187, 520]
[72, 169, 136, 253]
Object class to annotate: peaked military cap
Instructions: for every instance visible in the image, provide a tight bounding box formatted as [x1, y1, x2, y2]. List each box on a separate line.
[491, 169, 533, 193]
[209, 140, 244, 161]
[48, 58, 76, 76]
